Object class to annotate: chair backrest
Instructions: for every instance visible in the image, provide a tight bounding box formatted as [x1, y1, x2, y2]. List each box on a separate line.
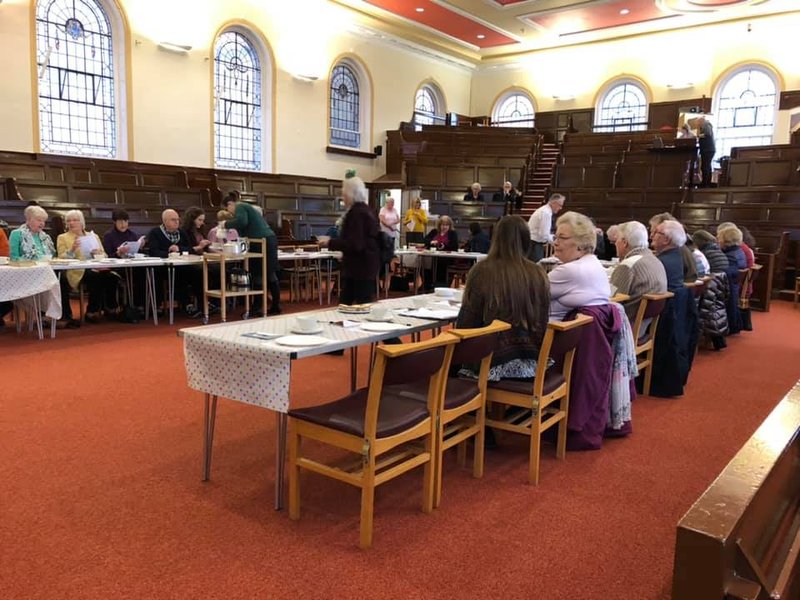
[363, 333, 459, 439]
[632, 292, 674, 343]
[537, 314, 594, 384]
[448, 319, 512, 390]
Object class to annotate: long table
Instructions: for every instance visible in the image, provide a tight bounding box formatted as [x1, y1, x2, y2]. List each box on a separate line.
[0, 262, 61, 339]
[180, 293, 460, 509]
[395, 249, 486, 293]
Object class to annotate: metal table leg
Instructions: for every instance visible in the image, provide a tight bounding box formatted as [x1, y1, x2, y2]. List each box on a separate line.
[145, 267, 158, 325]
[274, 412, 287, 510]
[349, 345, 358, 392]
[168, 264, 175, 325]
[202, 393, 218, 481]
[32, 294, 43, 340]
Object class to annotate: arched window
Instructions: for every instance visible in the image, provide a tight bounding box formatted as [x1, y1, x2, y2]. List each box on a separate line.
[214, 29, 263, 171]
[713, 66, 778, 163]
[414, 84, 445, 127]
[329, 61, 362, 149]
[595, 80, 648, 133]
[492, 91, 535, 128]
[35, 0, 120, 157]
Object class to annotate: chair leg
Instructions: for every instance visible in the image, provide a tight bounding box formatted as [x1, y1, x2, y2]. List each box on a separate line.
[423, 432, 436, 514]
[359, 475, 376, 549]
[556, 405, 568, 461]
[434, 421, 445, 509]
[473, 405, 486, 479]
[643, 349, 655, 396]
[288, 428, 301, 521]
[529, 414, 542, 485]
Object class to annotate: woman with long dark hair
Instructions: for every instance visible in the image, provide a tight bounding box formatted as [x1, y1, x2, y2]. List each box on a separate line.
[456, 215, 550, 381]
[181, 206, 211, 255]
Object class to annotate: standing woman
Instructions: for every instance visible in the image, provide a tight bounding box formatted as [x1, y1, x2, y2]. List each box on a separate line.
[321, 176, 380, 305]
[402, 197, 428, 245]
[57, 209, 119, 323]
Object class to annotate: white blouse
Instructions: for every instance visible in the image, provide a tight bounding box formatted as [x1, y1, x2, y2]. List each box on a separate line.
[548, 253, 611, 321]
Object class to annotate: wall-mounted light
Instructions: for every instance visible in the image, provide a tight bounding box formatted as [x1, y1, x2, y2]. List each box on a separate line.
[293, 74, 319, 83]
[666, 82, 694, 90]
[552, 94, 575, 101]
[158, 41, 192, 53]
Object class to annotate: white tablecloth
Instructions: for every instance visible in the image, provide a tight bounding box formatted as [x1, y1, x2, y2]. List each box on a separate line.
[0, 264, 62, 319]
[182, 295, 456, 413]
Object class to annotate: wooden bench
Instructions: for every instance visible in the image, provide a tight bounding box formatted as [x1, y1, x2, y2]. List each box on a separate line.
[724, 158, 800, 187]
[672, 379, 800, 600]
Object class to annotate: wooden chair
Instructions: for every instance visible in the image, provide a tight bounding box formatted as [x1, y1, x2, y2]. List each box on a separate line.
[280, 244, 322, 303]
[446, 262, 471, 288]
[631, 292, 674, 396]
[484, 314, 594, 485]
[287, 332, 459, 549]
[385, 320, 511, 508]
[738, 264, 762, 310]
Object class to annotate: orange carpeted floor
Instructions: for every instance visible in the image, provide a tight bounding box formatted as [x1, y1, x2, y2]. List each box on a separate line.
[2, 301, 800, 599]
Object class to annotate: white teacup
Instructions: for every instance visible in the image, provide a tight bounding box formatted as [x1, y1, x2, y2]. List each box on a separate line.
[457, 248, 465, 253]
[168, 252, 180, 259]
[370, 305, 389, 320]
[0, 256, 9, 265]
[412, 296, 428, 309]
[453, 289, 464, 303]
[295, 316, 318, 332]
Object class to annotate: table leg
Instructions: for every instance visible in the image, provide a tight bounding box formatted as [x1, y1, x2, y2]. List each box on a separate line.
[350, 345, 358, 392]
[168, 265, 175, 325]
[202, 393, 218, 481]
[32, 294, 43, 340]
[274, 412, 287, 511]
[146, 268, 158, 326]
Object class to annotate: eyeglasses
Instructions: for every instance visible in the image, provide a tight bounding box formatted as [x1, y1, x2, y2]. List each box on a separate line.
[554, 235, 574, 242]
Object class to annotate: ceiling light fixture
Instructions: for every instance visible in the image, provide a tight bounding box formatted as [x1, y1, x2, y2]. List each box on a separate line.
[620, 8, 630, 15]
[477, 34, 486, 39]
[158, 41, 192, 53]
[415, 7, 424, 12]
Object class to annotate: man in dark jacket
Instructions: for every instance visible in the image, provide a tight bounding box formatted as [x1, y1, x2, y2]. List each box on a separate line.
[464, 222, 490, 254]
[322, 177, 380, 305]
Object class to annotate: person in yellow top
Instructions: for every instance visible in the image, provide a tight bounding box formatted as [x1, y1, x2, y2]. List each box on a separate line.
[57, 209, 120, 323]
[402, 198, 428, 245]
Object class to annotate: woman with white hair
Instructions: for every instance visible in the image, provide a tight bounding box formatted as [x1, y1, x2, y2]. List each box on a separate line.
[610, 221, 667, 301]
[651, 219, 694, 292]
[57, 209, 119, 323]
[321, 176, 380, 304]
[548, 211, 610, 321]
[9, 205, 55, 261]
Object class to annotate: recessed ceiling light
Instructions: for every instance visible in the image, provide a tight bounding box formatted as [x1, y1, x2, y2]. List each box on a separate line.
[415, 7, 424, 12]
[477, 34, 486, 39]
[619, 8, 630, 15]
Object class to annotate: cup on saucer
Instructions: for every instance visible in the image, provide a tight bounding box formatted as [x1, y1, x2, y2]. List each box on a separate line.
[370, 305, 389, 320]
[453, 289, 464, 303]
[295, 316, 318, 333]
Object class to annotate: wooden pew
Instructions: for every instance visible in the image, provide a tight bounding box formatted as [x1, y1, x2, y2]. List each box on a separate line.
[725, 158, 800, 187]
[672, 380, 800, 600]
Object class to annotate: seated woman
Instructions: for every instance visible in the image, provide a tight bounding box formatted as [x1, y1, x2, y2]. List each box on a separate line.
[182, 207, 212, 255]
[456, 216, 549, 381]
[102, 209, 140, 257]
[718, 224, 747, 334]
[423, 215, 459, 289]
[10, 205, 79, 328]
[547, 211, 610, 321]
[57, 209, 120, 323]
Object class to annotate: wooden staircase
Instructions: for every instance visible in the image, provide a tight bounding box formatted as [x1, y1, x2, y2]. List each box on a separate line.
[520, 143, 559, 219]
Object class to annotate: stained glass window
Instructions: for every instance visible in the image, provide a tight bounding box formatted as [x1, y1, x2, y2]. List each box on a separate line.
[214, 30, 262, 171]
[493, 92, 535, 128]
[329, 63, 361, 148]
[714, 67, 777, 164]
[595, 82, 648, 133]
[35, 0, 117, 157]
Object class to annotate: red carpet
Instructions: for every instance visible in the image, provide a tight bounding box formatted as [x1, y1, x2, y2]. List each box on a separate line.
[2, 302, 799, 599]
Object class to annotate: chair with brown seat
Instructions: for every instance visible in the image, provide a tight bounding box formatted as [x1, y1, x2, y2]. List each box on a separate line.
[484, 314, 593, 485]
[386, 320, 511, 507]
[631, 292, 674, 396]
[739, 264, 761, 330]
[287, 332, 459, 549]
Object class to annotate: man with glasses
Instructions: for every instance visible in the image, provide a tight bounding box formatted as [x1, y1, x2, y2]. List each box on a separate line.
[527, 193, 565, 262]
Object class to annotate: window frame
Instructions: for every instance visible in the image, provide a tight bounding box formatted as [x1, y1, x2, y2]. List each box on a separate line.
[328, 57, 371, 153]
[594, 79, 649, 133]
[34, 0, 128, 159]
[213, 27, 266, 172]
[712, 65, 779, 165]
[413, 83, 446, 128]
[491, 90, 536, 128]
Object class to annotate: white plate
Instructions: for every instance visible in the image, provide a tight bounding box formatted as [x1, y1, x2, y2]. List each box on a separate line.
[338, 307, 371, 315]
[290, 327, 324, 335]
[360, 322, 407, 332]
[273, 335, 331, 347]
[434, 287, 455, 298]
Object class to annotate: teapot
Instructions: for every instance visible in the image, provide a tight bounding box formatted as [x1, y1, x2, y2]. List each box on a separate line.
[223, 239, 249, 255]
[229, 268, 251, 289]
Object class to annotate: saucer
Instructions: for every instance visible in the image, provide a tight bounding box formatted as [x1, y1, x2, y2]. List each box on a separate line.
[365, 314, 392, 322]
[273, 335, 330, 347]
[290, 327, 324, 335]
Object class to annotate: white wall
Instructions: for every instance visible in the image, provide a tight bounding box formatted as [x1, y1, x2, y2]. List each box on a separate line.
[0, 0, 473, 180]
[472, 12, 800, 142]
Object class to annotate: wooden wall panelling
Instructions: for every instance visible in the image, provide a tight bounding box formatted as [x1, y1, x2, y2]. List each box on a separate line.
[718, 206, 765, 222]
[97, 170, 139, 186]
[778, 190, 800, 204]
[617, 164, 649, 188]
[73, 186, 119, 205]
[217, 176, 248, 192]
[296, 183, 332, 196]
[477, 166, 505, 188]
[14, 182, 70, 204]
[750, 160, 796, 186]
[766, 205, 800, 225]
[445, 167, 475, 188]
[583, 165, 616, 188]
[163, 189, 206, 208]
[0, 163, 48, 181]
[729, 190, 775, 204]
[407, 165, 444, 186]
[264, 195, 298, 211]
[298, 197, 337, 212]
[121, 189, 163, 208]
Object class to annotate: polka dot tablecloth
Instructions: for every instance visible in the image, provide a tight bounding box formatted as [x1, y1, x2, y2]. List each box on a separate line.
[183, 333, 291, 412]
[0, 263, 62, 320]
